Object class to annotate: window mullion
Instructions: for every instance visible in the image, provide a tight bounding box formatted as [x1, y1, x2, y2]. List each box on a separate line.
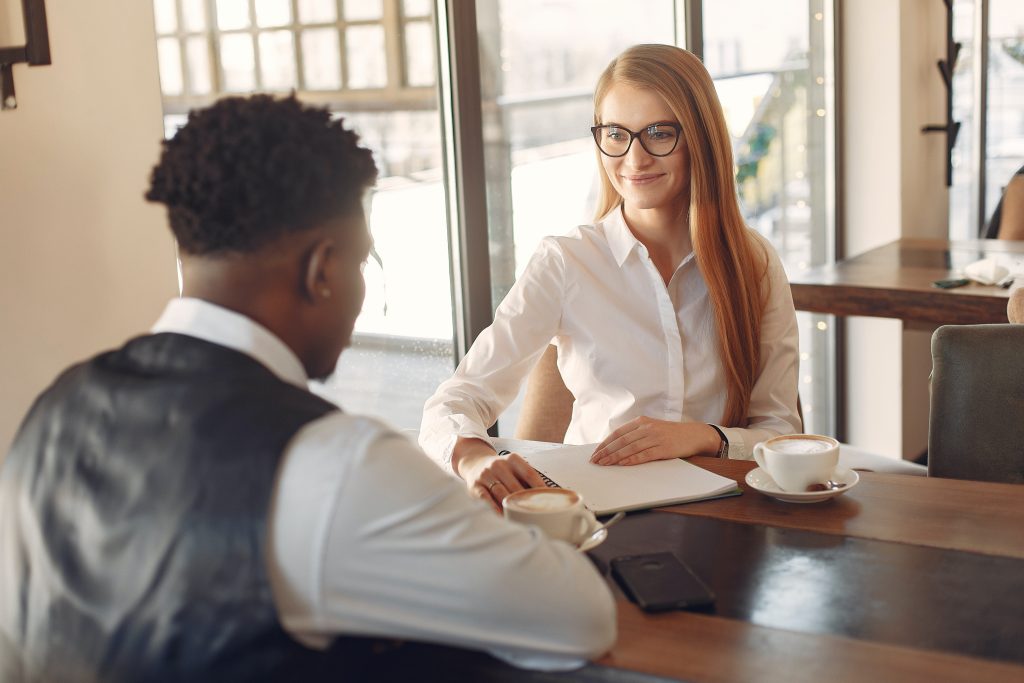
[433, 0, 494, 365]
[249, 0, 263, 89]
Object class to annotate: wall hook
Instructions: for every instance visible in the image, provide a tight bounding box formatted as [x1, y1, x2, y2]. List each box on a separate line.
[0, 0, 52, 111]
[921, 0, 960, 187]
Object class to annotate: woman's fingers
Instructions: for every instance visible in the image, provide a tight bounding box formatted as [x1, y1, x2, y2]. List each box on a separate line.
[592, 417, 698, 465]
[473, 452, 546, 510]
[471, 481, 502, 513]
[595, 435, 658, 466]
[507, 453, 548, 488]
[591, 418, 647, 463]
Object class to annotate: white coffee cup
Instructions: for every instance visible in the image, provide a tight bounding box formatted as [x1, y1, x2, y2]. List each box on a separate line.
[503, 488, 596, 545]
[752, 434, 840, 493]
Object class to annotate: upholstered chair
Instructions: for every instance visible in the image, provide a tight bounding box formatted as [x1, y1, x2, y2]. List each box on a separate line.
[928, 324, 1024, 483]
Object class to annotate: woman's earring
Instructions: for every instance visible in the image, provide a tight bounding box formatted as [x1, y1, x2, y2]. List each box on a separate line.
[320, 288, 331, 298]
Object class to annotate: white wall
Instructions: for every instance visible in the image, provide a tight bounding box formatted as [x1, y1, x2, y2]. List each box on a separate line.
[0, 2, 177, 455]
[841, 0, 948, 458]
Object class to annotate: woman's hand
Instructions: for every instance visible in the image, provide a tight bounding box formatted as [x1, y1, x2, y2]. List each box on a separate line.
[453, 438, 548, 512]
[590, 418, 720, 466]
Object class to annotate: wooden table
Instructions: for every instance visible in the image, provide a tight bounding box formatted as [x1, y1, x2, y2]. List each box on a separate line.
[588, 457, 1024, 683]
[788, 238, 1024, 325]
[357, 458, 1024, 682]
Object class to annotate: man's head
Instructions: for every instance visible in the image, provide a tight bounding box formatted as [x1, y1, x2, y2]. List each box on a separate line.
[146, 95, 378, 379]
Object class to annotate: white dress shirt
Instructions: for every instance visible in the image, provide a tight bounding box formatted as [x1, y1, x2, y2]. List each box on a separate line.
[419, 207, 801, 466]
[152, 298, 616, 670]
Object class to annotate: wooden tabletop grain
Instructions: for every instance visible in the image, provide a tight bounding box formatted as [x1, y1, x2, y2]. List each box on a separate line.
[663, 456, 1024, 559]
[353, 455, 1024, 682]
[589, 456, 1024, 682]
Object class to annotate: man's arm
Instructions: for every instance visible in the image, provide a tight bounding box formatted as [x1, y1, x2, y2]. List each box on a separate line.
[267, 414, 616, 668]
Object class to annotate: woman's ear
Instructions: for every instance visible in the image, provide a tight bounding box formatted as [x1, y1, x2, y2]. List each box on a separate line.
[302, 237, 336, 304]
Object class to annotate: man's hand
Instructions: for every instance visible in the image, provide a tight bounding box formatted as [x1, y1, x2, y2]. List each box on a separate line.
[453, 438, 547, 512]
[590, 417, 720, 466]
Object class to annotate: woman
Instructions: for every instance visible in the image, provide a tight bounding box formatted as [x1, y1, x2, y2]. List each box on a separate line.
[419, 44, 801, 510]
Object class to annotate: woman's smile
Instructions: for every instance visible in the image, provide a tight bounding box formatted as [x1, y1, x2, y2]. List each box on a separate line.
[621, 173, 665, 185]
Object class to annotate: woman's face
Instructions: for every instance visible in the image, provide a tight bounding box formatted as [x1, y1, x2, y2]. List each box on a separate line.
[597, 83, 691, 214]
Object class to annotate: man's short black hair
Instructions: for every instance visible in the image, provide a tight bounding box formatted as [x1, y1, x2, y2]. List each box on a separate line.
[146, 95, 378, 255]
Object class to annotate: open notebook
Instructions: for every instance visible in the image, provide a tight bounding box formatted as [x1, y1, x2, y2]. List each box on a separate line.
[493, 438, 741, 515]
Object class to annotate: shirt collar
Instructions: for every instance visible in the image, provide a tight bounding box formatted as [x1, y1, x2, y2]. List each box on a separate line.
[600, 205, 696, 271]
[601, 205, 643, 267]
[151, 297, 309, 388]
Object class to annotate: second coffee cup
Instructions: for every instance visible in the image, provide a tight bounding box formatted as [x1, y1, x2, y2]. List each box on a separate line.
[752, 434, 839, 493]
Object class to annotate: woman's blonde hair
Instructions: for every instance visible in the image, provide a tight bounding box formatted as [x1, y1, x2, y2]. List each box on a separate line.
[593, 44, 768, 427]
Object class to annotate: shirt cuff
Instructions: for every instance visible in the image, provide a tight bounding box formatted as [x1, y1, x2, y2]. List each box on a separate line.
[418, 421, 495, 474]
[719, 427, 750, 460]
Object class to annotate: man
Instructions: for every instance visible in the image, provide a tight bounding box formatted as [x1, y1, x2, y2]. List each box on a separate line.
[0, 96, 614, 682]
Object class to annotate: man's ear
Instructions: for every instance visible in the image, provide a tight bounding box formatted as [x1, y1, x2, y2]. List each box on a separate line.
[302, 237, 336, 304]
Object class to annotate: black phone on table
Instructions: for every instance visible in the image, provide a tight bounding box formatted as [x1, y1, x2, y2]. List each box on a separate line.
[932, 277, 970, 289]
[610, 552, 715, 613]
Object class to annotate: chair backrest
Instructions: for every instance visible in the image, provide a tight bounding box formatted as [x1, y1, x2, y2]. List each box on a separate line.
[928, 324, 1024, 483]
[515, 345, 573, 443]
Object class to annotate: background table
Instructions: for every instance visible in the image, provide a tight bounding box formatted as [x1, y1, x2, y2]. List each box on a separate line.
[788, 238, 1024, 325]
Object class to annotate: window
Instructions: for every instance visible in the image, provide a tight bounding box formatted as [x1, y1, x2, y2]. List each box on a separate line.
[474, 0, 677, 433]
[152, 0, 435, 121]
[475, 0, 837, 436]
[151, 0, 839, 437]
[152, 0, 454, 431]
[703, 0, 836, 435]
[950, 0, 1024, 238]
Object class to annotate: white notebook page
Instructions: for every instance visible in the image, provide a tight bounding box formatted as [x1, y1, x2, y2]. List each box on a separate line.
[494, 438, 740, 515]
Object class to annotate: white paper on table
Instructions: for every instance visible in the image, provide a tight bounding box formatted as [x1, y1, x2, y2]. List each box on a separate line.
[493, 438, 739, 515]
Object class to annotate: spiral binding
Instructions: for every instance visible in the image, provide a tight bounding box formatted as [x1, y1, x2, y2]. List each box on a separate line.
[536, 471, 560, 489]
[498, 450, 560, 488]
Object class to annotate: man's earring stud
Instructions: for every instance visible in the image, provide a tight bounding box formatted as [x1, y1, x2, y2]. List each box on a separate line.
[320, 288, 331, 298]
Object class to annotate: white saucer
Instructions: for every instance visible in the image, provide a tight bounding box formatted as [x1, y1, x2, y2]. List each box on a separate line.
[577, 525, 608, 552]
[745, 467, 859, 504]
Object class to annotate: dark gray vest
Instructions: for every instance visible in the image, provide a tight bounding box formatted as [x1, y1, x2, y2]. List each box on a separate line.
[0, 333, 346, 682]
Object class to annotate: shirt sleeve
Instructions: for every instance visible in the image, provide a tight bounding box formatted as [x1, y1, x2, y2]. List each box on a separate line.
[418, 239, 566, 470]
[719, 235, 802, 459]
[267, 413, 616, 670]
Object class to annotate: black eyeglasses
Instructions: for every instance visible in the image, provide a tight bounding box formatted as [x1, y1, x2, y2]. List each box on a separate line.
[591, 122, 683, 157]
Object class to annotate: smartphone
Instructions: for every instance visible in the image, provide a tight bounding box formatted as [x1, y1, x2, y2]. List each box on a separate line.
[610, 552, 715, 613]
[932, 277, 970, 289]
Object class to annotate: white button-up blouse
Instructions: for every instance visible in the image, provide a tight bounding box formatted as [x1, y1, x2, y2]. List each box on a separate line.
[419, 207, 802, 465]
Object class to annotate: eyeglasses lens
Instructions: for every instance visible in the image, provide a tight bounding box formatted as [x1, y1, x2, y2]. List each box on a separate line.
[595, 125, 678, 157]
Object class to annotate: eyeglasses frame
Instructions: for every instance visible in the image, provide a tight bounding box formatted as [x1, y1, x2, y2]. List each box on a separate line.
[590, 122, 684, 158]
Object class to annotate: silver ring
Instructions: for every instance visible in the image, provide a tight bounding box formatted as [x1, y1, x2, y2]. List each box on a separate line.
[486, 480, 501, 492]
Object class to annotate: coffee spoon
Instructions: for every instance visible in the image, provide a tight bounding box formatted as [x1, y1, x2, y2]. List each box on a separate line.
[805, 480, 847, 492]
[580, 511, 625, 545]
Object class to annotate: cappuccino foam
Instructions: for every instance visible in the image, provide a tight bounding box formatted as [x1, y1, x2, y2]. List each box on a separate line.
[771, 437, 833, 455]
[512, 491, 576, 512]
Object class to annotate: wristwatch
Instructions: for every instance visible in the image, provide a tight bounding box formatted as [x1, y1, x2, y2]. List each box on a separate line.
[707, 424, 729, 459]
